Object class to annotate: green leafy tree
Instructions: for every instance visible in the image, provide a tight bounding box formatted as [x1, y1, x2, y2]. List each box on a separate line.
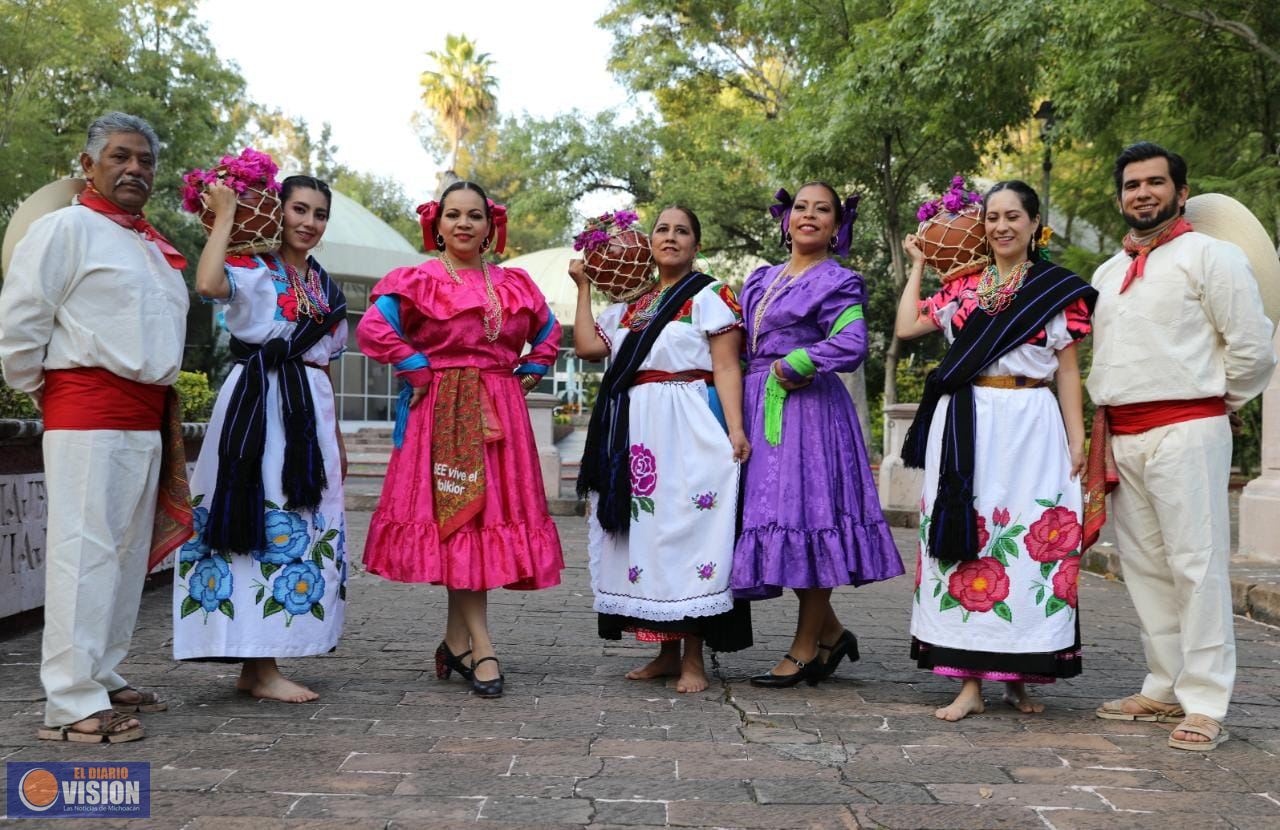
[600, 0, 1050, 416]
[0, 0, 251, 379]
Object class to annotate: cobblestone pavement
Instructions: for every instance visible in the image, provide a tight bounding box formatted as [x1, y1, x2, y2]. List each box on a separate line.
[2, 515, 1279, 829]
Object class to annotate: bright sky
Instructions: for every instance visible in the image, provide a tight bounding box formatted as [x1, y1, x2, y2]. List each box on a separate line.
[198, 0, 631, 201]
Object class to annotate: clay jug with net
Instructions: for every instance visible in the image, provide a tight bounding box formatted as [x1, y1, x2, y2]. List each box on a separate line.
[918, 204, 989, 282]
[198, 183, 282, 256]
[584, 229, 655, 302]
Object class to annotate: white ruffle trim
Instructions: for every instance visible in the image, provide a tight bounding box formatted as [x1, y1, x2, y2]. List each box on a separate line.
[592, 590, 733, 622]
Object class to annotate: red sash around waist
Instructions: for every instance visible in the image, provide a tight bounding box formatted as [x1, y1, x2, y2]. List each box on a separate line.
[1107, 396, 1226, 436]
[43, 367, 168, 430]
[631, 370, 714, 387]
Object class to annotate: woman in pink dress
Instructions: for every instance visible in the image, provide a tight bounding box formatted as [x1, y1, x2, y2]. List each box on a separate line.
[356, 180, 564, 698]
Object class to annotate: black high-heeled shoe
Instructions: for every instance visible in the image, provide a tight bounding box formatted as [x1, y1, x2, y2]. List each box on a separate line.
[435, 641, 474, 681]
[749, 653, 823, 688]
[469, 656, 504, 698]
[817, 629, 860, 680]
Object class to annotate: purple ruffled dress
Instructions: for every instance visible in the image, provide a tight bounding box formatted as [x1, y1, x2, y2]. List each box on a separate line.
[731, 260, 903, 599]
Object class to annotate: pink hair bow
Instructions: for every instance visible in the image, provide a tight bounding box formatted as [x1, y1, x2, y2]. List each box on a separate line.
[487, 199, 507, 254]
[416, 200, 441, 251]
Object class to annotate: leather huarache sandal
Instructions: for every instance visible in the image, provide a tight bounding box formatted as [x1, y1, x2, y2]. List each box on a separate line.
[1168, 714, 1228, 751]
[37, 709, 145, 743]
[109, 685, 168, 713]
[1094, 693, 1184, 722]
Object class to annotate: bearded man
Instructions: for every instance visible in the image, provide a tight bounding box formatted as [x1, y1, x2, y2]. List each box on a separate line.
[1087, 141, 1275, 750]
[0, 112, 189, 743]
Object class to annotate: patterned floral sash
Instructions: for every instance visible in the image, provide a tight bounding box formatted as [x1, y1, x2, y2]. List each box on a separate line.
[149, 390, 194, 571]
[432, 367, 503, 539]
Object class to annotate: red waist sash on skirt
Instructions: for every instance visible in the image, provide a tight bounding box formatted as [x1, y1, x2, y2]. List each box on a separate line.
[1107, 396, 1226, 436]
[631, 370, 714, 387]
[43, 367, 167, 430]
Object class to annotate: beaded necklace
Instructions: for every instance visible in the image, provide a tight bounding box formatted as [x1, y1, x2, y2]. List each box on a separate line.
[750, 259, 824, 353]
[440, 254, 503, 342]
[976, 260, 1032, 315]
[273, 258, 330, 323]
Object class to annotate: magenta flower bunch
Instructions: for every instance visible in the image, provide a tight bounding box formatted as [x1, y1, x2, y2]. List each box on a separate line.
[181, 148, 282, 214]
[916, 175, 983, 222]
[573, 209, 640, 253]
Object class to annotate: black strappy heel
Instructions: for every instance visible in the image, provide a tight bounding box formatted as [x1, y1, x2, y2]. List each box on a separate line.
[469, 656, 504, 698]
[817, 629, 860, 679]
[749, 653, 823, 688]
[435, 641, 474, 681]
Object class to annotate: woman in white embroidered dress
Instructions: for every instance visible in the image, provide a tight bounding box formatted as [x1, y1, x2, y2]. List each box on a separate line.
[573, 206, 752, 693]
[897, 181, 1092, 722]
[173, 176, 348, 703]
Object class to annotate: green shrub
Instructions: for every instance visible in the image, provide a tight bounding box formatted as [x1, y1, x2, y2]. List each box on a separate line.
[0, 382, 38, 419]
[1233, 396, 1262, 478]
[175, 370, 215, 422]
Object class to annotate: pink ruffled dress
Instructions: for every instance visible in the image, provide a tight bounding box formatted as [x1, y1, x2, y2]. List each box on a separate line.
[355, 259, 565, 590]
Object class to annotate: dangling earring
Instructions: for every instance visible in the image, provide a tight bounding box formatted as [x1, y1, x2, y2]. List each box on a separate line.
[829, 235, 839, 251]
[434, 233, 445, 249]
[783, 230, 793, 250]
[481, 236, 490, 252]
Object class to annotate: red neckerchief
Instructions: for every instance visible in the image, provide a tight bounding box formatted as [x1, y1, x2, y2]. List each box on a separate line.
[77, 183, 188, 271]
[1120, 216, 1193, 293]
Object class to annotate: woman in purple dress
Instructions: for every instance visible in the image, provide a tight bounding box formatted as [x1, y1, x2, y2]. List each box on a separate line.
[733, 182, 903, 687]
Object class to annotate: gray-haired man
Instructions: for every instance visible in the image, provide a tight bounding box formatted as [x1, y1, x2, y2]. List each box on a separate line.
[0, 112, 189, 742]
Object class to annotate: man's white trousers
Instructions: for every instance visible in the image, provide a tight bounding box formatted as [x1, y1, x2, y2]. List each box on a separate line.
[1111, 415, 1234, 723]
[40, 429, 160, 726]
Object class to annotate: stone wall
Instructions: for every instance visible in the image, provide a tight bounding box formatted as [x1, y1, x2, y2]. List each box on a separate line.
[0, 420, 205, 620]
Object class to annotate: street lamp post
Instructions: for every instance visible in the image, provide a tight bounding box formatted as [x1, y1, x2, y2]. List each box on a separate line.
[1034, 100, 1055, 221]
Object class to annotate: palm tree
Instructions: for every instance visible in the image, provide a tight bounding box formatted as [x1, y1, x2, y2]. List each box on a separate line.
[419, 34, 498, 174]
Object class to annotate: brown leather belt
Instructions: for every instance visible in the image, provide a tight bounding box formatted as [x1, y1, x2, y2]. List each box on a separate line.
[973, 375, 1051, 389]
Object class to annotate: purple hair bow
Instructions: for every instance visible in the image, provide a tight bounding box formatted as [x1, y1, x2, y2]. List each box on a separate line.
[770, 187, 861, 257]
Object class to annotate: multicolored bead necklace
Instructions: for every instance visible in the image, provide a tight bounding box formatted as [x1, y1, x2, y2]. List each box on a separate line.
[440, 254, 503, 342]
[276, 259, 330, 323]
[976, 260, 1032, 315]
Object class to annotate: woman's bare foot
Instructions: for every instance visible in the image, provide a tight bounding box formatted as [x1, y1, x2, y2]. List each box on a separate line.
[1003, 682, 1045, 714]
[675, 644, 708, 694]
[935, 679, 985, 722]
[239, 658, 318, 703]
[626, 641, 681, 680]
[235, 662, 257, 693]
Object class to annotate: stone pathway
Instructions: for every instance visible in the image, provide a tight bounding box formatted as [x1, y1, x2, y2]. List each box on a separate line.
[1, 517, 1279, 829]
